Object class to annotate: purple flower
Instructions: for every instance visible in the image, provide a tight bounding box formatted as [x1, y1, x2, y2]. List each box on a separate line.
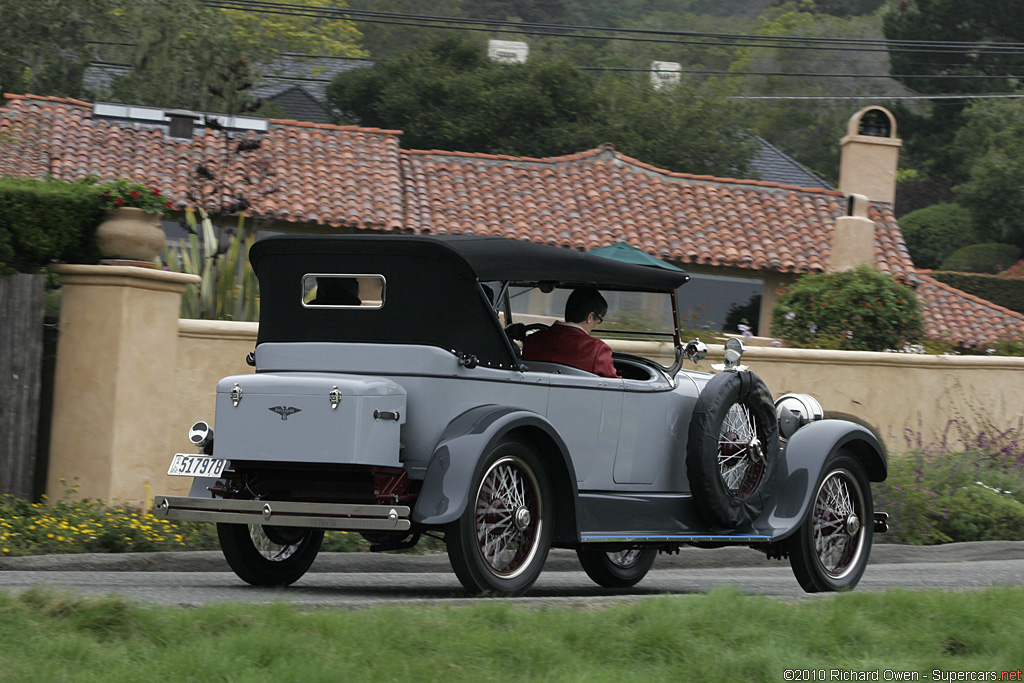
[809, 324, 818, 334]
[771, 340, 782, 347]
[785, 312, 796, 321]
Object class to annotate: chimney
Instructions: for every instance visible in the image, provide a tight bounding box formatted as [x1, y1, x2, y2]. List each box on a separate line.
[838, 106, 901, 205]
[166, 109, 200, 139]
[829, 194, 876, 272]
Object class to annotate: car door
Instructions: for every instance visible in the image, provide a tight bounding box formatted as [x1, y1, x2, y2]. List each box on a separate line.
[545, 372, 624, 486]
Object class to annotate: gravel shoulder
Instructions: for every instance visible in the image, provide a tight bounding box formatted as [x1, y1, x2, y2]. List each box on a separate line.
[2, 541, 1022, 574]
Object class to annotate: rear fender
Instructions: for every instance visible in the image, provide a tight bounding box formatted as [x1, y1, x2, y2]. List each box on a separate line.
[412, 405, 580, 543]
[756, 419, 886, 539]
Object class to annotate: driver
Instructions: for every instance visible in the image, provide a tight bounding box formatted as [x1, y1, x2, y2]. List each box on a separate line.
[522, 287, 620, 378]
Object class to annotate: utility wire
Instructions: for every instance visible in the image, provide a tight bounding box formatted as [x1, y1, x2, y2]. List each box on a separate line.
[197, 0, 1024, 56]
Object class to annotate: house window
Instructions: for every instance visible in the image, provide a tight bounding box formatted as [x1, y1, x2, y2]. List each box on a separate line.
[678, 273, 763, 336]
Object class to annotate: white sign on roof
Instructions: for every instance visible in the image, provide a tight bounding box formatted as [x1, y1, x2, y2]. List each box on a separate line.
[488, 40, 529, 64]
[650, 61, 682, 90]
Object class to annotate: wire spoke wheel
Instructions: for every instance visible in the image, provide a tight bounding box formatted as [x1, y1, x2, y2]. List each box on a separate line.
[475, 456, 542, 577]
[687, 370, 780, 528]
[576, 546, 658, 588]
[717, 403, 768, 498]
[811, 469, 866, 579]
[249, 525, 304, 562]
[787, 452, 873, 592]
[446, 437, 551, 596]
[217, 522, 324, 587]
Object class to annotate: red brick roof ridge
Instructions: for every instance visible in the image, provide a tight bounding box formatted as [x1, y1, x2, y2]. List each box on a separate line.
[269, 118, 403, 136]
[3, 93, 92, 108]
[402, 144, 844, 196]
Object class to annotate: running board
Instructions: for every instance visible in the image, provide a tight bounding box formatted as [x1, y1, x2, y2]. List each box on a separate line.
[153, 496, 411, 532]
[581, 533, 772, 543]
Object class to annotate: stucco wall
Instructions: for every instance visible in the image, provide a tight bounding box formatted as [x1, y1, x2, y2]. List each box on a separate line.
[45, 269, 1024, 504]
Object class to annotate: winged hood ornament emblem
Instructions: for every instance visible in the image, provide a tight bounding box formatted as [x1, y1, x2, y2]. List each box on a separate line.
[269, 406, 301, 420]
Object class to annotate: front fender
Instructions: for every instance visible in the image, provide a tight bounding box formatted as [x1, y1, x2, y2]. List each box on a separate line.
[411, 405, 578, 530]
[755, 419, 886, 539]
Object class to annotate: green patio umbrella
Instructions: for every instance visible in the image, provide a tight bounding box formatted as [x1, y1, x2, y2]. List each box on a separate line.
[588, 242, 685, 272]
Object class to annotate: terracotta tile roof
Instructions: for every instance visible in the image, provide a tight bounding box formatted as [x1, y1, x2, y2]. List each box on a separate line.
[8, 93, 1018, 343]
[915, 273, 1024, 347]
[0, 94, 405, 231]
[400, 145, 916, 280]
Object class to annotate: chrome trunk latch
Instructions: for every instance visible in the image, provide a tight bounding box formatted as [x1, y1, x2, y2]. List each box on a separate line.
[329, 386, 342, 409]
[230, 383, 243, 407]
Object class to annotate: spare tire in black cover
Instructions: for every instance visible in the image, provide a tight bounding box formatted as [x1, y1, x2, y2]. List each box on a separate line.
[686, 370, 780, 528]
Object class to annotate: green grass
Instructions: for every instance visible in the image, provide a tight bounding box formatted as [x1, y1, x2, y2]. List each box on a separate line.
[0, 587, 1022, 682]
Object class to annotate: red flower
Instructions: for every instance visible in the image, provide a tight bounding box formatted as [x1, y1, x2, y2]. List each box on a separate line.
[865, 302, 871, 307]
[165, 201, 173, 209]
[115, 197, 125, 206]
[130, 190, 141, 198]
[774, 288, 787, 294]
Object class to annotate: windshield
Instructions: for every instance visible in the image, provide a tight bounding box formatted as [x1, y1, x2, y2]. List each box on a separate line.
[497, 286, 675, 344]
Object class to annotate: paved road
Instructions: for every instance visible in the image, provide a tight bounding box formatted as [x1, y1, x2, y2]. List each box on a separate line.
[2, 542, 1022, 607]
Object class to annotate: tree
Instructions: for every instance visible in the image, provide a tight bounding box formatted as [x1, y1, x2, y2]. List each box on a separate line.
[217, 0, 366, 58]
[101, 0, 364, 111]
[326, 36, 757, 176]
[882, 0, 1024, 179]
[0, 0, 114, 97]
[730, 3, 911, 183]
[953, 100, 1024, 249]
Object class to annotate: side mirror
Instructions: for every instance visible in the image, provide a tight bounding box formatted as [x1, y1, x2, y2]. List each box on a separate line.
[684, 338, 708, 365]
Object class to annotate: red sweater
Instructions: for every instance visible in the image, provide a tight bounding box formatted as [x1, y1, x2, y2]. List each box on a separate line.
[522, 323, 620, 378]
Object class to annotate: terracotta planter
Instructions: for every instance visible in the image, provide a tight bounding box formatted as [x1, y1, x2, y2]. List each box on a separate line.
[95, 207, 166, 265]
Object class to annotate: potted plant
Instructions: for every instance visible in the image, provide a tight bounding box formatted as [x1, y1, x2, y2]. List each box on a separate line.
[94, 179, 174, 265]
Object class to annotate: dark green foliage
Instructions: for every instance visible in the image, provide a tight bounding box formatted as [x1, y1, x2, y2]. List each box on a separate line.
[0, 178, 103, 275]
[771, 266, 924, 351]
[953, 100, 1024, 249]
[898, 203, 976, 270]
[0, 0, 113, 98]
[940, 243, 1022, 275]
[933, 486, 1024, 543]
[894, 176, 956, 219]
[326, 36, 757, 176]
[929, 271, 1024, 314]
[883, 1, 1024, 97]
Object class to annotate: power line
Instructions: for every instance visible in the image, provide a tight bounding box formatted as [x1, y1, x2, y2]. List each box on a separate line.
[198, 0, 1024, 56]
[585, 66, 1024, 80]
[731, 93, 1024, 100]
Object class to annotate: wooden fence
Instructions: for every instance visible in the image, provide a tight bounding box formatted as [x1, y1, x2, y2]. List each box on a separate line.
[0, 274, 45, 498]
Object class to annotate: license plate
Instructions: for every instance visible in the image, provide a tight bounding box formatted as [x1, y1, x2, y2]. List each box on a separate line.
[167, 454, 229, 477]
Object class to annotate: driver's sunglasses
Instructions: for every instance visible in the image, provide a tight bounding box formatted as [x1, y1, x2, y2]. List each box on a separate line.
[594, 312, 604, 324]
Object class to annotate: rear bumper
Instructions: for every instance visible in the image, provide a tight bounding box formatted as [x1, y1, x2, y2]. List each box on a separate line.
[153, 495, 411, 532]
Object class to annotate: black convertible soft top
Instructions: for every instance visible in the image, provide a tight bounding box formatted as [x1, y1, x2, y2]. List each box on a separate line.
[250, 235, 689, 367]
[250, 234, 689, 291]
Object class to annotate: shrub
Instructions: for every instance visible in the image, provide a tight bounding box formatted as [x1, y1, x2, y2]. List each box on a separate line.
[0, 177, 104, 275]
[876, 395, 1024, 545]
[928, 271, 1024, 314]
[932, 486, 1024, 542]
[771, 266, 924, 351]
[940, 243, 1022, 274]
[898, 203, 976, 270]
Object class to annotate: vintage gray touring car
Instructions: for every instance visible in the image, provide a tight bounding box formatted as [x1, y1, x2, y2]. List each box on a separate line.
[154, 234, 888, 596]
